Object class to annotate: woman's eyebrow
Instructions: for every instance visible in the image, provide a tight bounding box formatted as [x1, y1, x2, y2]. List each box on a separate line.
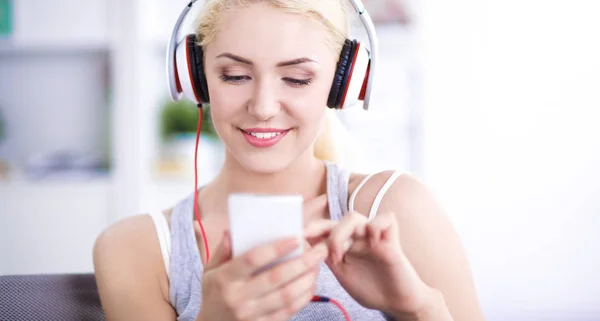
[216, 53, 318, 67]
[276, 57, 317, 67]
[216, 52, 252, 64]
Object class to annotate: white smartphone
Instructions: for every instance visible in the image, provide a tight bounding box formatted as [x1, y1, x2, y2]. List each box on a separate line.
[227, 193, 304, 273]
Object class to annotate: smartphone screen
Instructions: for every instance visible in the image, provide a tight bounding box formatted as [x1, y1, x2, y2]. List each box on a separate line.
[227, 193, 304, 272]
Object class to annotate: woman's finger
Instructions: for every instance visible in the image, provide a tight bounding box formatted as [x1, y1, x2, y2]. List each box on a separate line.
[343, 238, 370, 258]
[243, 264, 319, 318]
[302, 238, 312, 251]
[365, 212, 393, 246]
[303, 219, 338, 239]
[244, 242, 327, 298]
[367, 212, 396, 244]
[225, 237, 301, 279]
[366, 223, 382, 247]
[327, 212, 368, 263]
[255, 288, 316, 321]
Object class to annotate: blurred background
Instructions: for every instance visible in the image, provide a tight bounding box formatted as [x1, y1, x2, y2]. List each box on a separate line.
[0, 0, 599, 320]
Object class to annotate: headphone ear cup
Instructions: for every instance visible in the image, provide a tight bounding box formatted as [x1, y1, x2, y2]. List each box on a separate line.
[328, 39, 356, 109]
[186, 35, 210, 104]
[338, 41, 370, 110]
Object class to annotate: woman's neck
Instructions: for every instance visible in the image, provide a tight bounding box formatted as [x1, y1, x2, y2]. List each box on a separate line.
[198, 150, 328, 218]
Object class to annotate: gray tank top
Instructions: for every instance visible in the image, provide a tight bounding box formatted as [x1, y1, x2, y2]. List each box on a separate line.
[167, 161, 394, 321]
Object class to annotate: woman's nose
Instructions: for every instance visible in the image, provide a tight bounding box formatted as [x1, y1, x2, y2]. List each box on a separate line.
[248, 79, 281, 121]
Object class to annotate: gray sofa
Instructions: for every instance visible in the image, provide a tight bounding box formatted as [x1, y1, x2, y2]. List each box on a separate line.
[0, 273, 104, 320]
[3, 274, 598, 321]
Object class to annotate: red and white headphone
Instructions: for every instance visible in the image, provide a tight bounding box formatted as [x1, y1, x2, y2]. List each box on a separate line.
[166, 0, 378, 110]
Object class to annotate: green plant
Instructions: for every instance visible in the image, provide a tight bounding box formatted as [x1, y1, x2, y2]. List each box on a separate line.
[160, 99, 219, 141]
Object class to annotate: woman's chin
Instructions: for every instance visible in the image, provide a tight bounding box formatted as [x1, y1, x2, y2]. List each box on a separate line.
[223, 134, 314, 175]
[237, 155, 293, 175]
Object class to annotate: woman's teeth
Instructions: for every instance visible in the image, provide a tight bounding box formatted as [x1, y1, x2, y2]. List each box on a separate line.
[249, 132, 281, 139]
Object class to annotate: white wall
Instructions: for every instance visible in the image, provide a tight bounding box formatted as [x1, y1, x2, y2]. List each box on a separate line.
[420, 0, 600, 318]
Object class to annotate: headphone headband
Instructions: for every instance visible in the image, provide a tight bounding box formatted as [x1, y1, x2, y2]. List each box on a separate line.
[348, 0, 378, 111]
[166, 0, 197, 102]
[166, 0, 378, 110]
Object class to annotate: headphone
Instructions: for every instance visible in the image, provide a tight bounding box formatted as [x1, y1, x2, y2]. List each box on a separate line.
[166, 0, 378, 110]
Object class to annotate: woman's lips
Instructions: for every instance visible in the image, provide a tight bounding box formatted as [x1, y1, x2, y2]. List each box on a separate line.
[240, 127, 291, 148]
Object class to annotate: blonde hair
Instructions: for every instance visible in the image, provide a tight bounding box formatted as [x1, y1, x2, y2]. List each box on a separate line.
[314, 108, 363, 167]
[195, 0, 358, 165]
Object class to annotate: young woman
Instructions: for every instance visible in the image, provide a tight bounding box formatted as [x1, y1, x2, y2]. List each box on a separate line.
[93, 1, 486, 320]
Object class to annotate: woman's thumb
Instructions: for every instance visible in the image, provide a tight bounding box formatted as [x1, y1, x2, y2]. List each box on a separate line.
[205, 230, 232, 270]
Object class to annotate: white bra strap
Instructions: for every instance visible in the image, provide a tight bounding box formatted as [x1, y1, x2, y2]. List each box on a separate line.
[349, 171, 402, 221]
[149, 211, 172, 276]
[349, 173, 375, 213]
[368, 171, 401, 221]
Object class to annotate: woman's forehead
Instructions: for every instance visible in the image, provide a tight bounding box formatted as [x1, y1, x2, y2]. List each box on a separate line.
[206, 3, 337, 62]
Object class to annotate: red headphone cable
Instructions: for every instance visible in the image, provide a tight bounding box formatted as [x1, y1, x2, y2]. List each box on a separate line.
[311, 295, 352, 321]
[193, 105, 210, 263]
[192, 106, 349, 321]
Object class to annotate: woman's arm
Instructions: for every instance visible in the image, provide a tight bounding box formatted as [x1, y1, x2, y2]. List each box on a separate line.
[93, 215, 178, 321]
[350, 171, 486, 321]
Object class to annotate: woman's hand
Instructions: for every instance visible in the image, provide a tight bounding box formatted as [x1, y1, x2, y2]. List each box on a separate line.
[305, 211, 439, 319]
[195, 225, 329, 321]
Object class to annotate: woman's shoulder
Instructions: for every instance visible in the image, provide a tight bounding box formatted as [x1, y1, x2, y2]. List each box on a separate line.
[93, 209, 174, 306]
[346, 168, 424, 216]
[94, 209, 174, 253]
[93, 207, 174, 258]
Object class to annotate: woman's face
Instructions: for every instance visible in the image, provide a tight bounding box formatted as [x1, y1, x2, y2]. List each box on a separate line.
[203, 2, 339, 174]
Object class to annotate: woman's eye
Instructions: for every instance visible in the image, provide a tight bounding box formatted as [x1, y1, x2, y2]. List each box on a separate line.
[220, 75, 250, 84]
[283, 77, 312, 87]
[219, 75, 312, 87]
